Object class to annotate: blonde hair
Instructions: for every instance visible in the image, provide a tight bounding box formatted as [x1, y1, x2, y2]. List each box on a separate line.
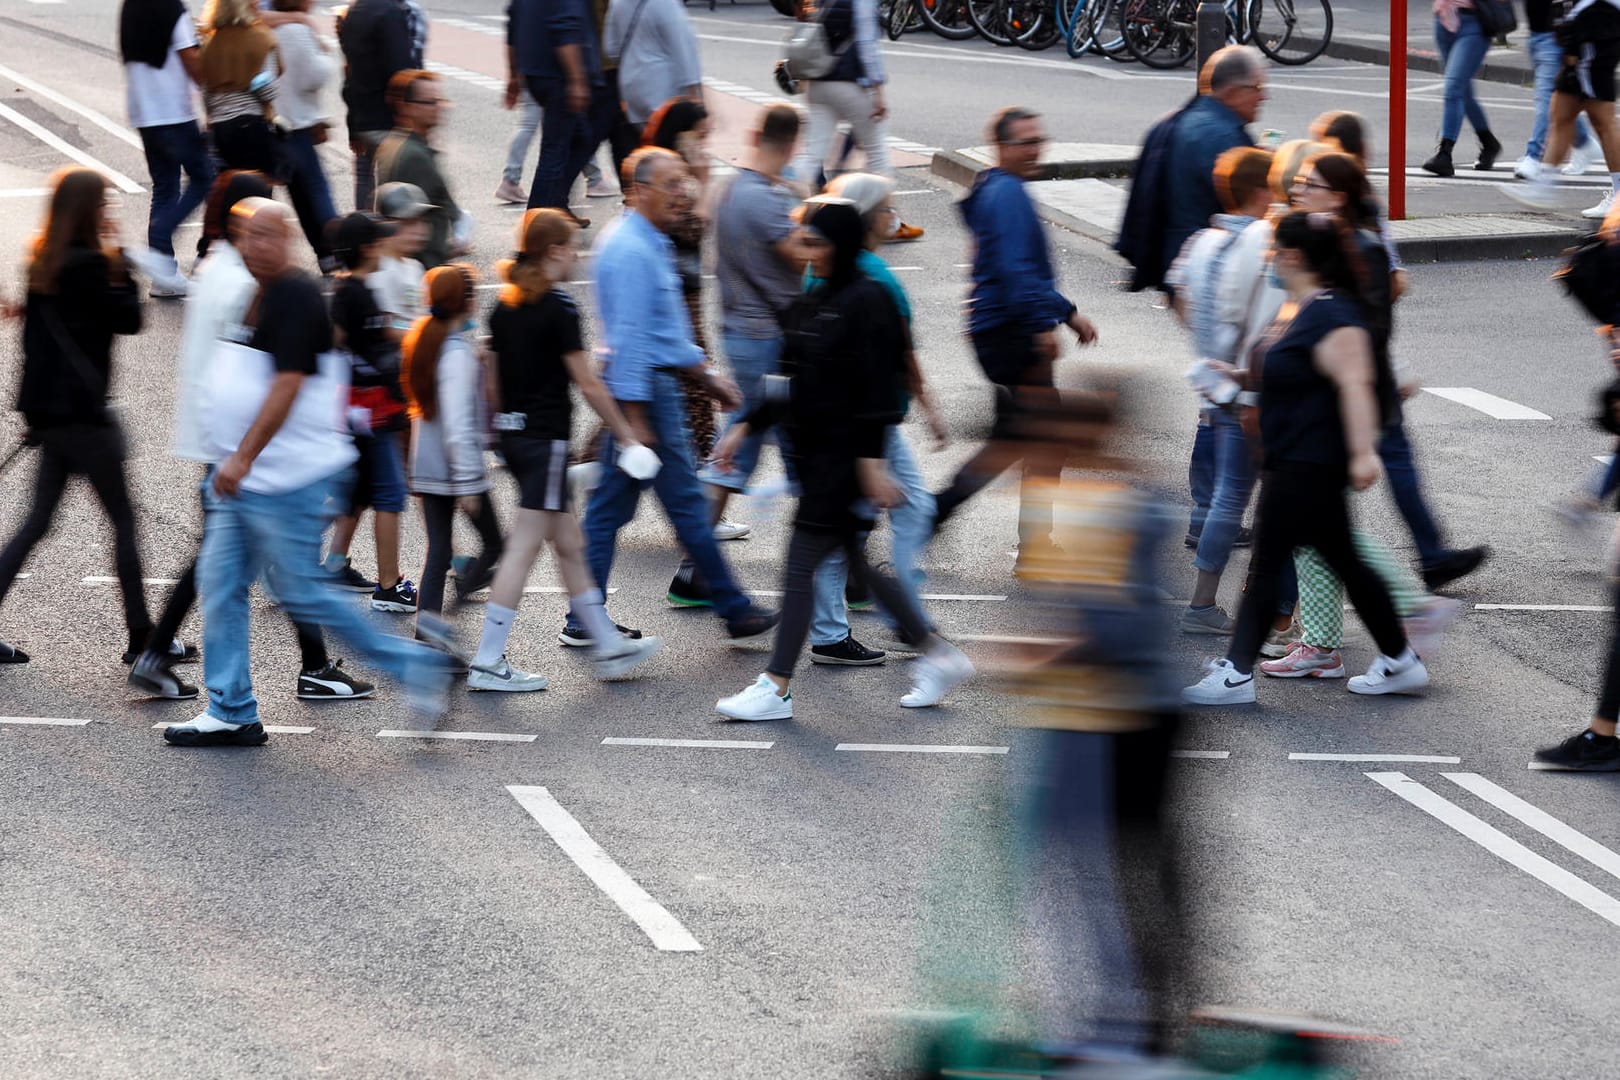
[203, 0, 261, 29]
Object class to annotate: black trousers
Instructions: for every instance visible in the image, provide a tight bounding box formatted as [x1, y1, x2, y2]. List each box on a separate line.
[1597, 584, 1620, 722]
[1230, 467, 1407, 674]
[417, 491, 504, 617]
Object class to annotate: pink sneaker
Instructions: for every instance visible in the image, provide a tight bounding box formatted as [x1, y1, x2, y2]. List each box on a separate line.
[1259, 642, 1345, 679]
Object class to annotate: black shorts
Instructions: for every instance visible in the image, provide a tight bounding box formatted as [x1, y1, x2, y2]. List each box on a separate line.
[502, 433, 571, 512]
[971, 325, 1057, 441]
[1559, 36, 1620, 103]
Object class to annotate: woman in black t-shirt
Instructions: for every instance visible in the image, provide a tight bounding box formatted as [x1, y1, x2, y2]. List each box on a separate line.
[1184, 211, 1424, 707]
[469, 209, 662, 685]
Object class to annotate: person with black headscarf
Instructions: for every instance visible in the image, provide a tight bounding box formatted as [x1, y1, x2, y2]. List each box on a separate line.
[711, 198, 974, 723]
[120, 0, 215, 299]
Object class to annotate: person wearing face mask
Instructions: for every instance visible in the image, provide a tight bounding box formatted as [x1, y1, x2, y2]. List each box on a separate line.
[711, 199, 973, 721]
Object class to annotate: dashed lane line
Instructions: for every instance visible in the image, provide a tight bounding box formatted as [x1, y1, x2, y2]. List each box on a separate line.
[84, 576, 180, 586]
[1476, 604, 1611, 612]
[1293, 753, 1462, 764]
[0, 716, 91, 727]
[1444, 773, 1620, 885]
[1421, 387, 1552, 421]
[0, 102, 144, 193]
[1172, 750, 1231, 760]
[0, 61, 143, 149]
[378, 730, 537, 743]
[836, 743, 1009, 755]
[603, 737, 774, 750]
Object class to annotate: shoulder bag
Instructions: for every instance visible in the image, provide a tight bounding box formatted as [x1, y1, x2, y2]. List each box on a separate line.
[781, 0, 849, 82]
[1470, 0, 1518, 37]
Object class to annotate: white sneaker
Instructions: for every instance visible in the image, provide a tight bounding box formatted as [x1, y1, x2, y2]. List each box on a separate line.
[713, 518, 751, 541]
[1504, 181, 1561, 211]
[467, 656, 549, 692]
[1347, 652, 1429, 696]
[1182, 658, 1256, 706]
[1514, 155, 1542, 181]
[1259, 622, 1301, 660]
[900, 645, 974, 708]
[1564, 139, 1599, 176]
[716, 673, 793, 721]
[1581, 191, 1616, 219]
[494, 178, 526, 204]
[1402, 597, 1461, 660]
[591, 635, 663, 680]
[586, 178, 619, 199]
[149, 273, 188, 299]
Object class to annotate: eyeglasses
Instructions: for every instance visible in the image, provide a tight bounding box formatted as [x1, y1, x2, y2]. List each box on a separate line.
[647, 178, 697, 198]
[1236, 83, 1267, 93]
[1000, 137, 1046, 148]
[1293, 176, 1334, 192]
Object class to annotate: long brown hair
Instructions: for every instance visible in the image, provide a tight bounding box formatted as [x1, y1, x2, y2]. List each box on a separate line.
[498, 208, 576, 307]
[402, 264, 475, 422]
[29, 167, 109, 295]
[1307, 151, 1376, 231]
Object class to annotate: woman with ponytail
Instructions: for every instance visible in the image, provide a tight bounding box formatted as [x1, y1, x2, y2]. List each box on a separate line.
[1185, 211, 1428, 706]
[469, 209, 663, 689]
[401, 264, 505, 670]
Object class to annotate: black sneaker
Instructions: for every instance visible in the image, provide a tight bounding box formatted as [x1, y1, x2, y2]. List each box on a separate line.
[0, 640, 30, 664]
[327, 557, 378, 593]
[1185, 527, 1251, 550]
[845, 579, 874, 612]
[727, 608, 779, 642]
[122, 637, 199, 665]
[371, 578, 418, 613]
[128, 654, 199, 700]
[297, 660, 376, 700]
[1422, 546, 1490, 592]
[1533, 729, 1620, 772]
[667, 566, 713, 608]
[558, 621, 643, 647]
[162, 716, 269, 747]
[451, 554, 495, 598]
[811, 636, 887, 666]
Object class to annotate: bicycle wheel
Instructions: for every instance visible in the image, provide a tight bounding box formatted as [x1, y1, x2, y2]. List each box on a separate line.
[967, 0, 1017, 44]
[917, 0, 980, 39]
[1010, 0, 1060, 49]
[885, 0, 923, 38]
[1248, 0, 1332, 65]
[1083, 0, 1136, 61]
[1121, 0, 1195, 69]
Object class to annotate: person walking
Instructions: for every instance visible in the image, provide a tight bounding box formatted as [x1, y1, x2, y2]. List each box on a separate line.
[712, 199, 972, 721]
[1183, 212, 1428, 706]
[580, 147, 778, 644]
[509, 0, 604, 222]
[1422, 0, 1503, 177]
[375, 71, 466, 269]
[603, 0, 702, 147]
[1516, 0, 1600, 180]
[932, 107, 1099, 568]
[120, 0, 214, 298]
[338, 0, 424, 211]
[0, 169, 161, 670]
[163, 198, 448, 748]
[475, 208, 663, 679]
[268, 0, 339, 273]
[197, 0, 280, 175]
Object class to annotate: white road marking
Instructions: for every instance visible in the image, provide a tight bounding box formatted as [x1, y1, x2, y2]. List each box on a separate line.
[506, 785, 703, 952]
[1172, 750, 1232, 759]
[1293, 753, 1461, 763]
[0, 103, 144, 193]
[603, 737, 774, 750]
[0, 62, 143, 149]
[835, 743, 1009, 755]
[0, 716, 91, 726]
[1444, 773, 1620, 885]
[1421, 387, 1552, 420]
[891, 190, 937, 196]
[887, 265, 925, 271]
[958, 633, 1067, 646]
[1368, 771, 1620, 929]
[151, 722, 314, 735]
[377, 730, 537, 742]
[522, 585, 618, 594]
[0, 188, 50, 199]
[748, 590, 1005, 601]
[1475, 604, 1611, 612]
[83, 576, 180, 586]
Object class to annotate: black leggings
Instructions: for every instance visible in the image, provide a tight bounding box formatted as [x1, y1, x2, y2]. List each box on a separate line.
[417, 492, 504, 617]
[1230, 467, 1407, 674]
[1597, 584, 1620, 722]
[767, 525, 932, 679]
[0, 426, 150, 639]
[150, 558, 329, 672]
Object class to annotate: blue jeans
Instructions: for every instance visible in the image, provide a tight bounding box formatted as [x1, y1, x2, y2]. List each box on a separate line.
[582, 372, 755, 622]
[1528, 30, 1594, 160]
[139, 121, 214, 258]
[280, 127, 337, 260]
[1377, 423, 1446, 569]
[1435, 12, 1491, 142]
[198, 468, 444, 725]
[504, 89, 544, 185]
[699, 332, 790, 491]
[526, 76, 598, 211]
[811, 426, 935, 646]
[1191, 410, 1254, 577]
[1186, 414, 1215, 538]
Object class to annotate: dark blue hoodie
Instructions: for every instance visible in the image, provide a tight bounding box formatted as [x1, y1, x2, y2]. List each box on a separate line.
[960, 167, 1075, 337]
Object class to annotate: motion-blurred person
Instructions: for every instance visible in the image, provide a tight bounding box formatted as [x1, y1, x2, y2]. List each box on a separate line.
[711, 199, 971, 721]
[375, 71, 466, 269]
[478, 209, 663, 679]
[496, 86, 545, 205]
[1516, 0, 1599, 180]
[120, 0, 214, 298]
[604, 0, 702, 149]
[509, 0, 603, 222]
[0, 169, 161, 669]
[1421, 0, 1502, 177]
[198, 0, 280, 175]
[580, 147, 778, 645]
[164, 199, 446, 747]
[269, 0, 340, 273]
[370, 181, 432, 328]
[1184, 212, 1426, 706]
[132, 170, 370, 703]
[338, 0, 424, 211]
[933, 107, 1099, 569]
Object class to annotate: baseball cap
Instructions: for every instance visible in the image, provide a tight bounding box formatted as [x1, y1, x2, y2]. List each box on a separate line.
[376, 181, 438, 221]
[331, 211, 396, 269]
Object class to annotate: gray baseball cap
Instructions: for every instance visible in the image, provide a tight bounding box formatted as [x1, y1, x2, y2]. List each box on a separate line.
[375, 181, 437, 221]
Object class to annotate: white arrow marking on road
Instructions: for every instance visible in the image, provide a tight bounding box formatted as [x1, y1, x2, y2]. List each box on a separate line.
[835, 743, 1009, 755]
[1292, 753, 1462, 763]
[1368, 772, 1620, 930]
[603, 737, 774, 750]
[0, 716, 91, 726]
[1444, 773, 1620, 886]
[506, 785, 702, 953]
[1421, 387, 1552, 420]
[0, 103, 144, 193]
[378, 730, 537, 743]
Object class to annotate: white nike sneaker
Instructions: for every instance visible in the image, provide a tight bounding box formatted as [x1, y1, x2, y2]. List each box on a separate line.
[1182, 658, 1256, 706]
[1513, 155, 1541, 181]
[1581, 191, 1615, 219]
[716, 674, 793, 721]
[591, 635, 663, 680]
[713, 518, 751, 541]
[1564, 139, 1599, 176]
[1347, 652, 1429, 696]
[900, 645, 974, 708]
[467, 656, 549, 692]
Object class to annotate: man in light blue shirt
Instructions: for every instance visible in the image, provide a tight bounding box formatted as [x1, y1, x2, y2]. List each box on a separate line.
[581, 147, 780, 643]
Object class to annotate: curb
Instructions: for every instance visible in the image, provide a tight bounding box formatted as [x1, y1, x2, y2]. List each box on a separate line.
[1320, 34, 1535, 88]
[931, 148, 1136, 188]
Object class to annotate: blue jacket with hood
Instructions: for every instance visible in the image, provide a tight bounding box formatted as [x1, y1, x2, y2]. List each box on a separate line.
[961, 167, 1075, 337]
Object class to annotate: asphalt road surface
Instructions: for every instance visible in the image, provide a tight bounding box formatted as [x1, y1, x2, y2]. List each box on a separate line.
[1, 3, 1618, 1078]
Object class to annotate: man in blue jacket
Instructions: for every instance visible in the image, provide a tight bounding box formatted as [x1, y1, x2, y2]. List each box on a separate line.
[508, 0, 603, 219]
[1161, 46, 1264, 278]
[933, 107, 1099, 568]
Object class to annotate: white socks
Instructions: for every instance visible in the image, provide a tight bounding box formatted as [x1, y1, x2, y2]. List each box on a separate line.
[573, 588, 617, 646]
[474, 603, 516, 669]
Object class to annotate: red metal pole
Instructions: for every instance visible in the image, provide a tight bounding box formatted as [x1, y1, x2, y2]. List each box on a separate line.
[1390, 0, 1407, 221]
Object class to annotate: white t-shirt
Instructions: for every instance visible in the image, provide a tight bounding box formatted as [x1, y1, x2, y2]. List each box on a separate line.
[125, 11, 199, 129]
[368, 255, 425, 332]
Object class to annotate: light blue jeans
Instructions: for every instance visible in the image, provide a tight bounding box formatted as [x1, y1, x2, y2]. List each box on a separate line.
[503, 89, 544, 185]
[699, 332, 791, 491]
[811, 426, 934, 646]
[1435, 12, 1491, 143]
[198, 468, 445, 725]
[1528, 29, 1594, 161]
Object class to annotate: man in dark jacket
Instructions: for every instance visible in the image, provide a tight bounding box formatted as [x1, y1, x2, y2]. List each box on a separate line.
[932, 107, 1098, 569]
[339, 0, 425, 211]
[508, 0, 605, 219]
[373, 70, 463, 268]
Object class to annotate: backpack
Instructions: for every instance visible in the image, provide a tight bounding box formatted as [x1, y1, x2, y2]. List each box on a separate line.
[1554, 233, 1620, 325]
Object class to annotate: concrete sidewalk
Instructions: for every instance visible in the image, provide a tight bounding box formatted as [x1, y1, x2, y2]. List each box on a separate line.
[1326, 0, 1535, 87]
